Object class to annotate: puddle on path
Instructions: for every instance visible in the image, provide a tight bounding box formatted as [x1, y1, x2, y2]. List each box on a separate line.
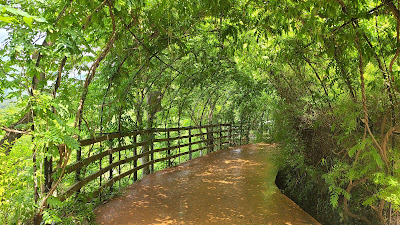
[95, 143, 320, 225]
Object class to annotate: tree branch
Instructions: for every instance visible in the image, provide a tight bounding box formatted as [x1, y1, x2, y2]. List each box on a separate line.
[1, 126, 30, 134]
[55, 0, 73, 25]
[75, 1, 117, 129]
[343, 177, 372, 225]
[384, 0, 400, 24]
[331, 3, 386, 34]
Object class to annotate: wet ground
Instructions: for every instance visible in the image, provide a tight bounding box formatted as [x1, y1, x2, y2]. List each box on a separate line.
[95, 143, 320, 225]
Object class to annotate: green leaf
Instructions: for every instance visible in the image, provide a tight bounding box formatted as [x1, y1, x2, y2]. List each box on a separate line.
[0, 16, 17, 23]
[363, 196, 376, 206]
[23, 16, 33, 28]
[5, 7, 31, 18]
[32, 16, 46, 22]
[330, 193, 339, 208]
[15, 45, 23, 52]
[47, 196, 62, 207]
[115, 4, 122, 11]
[371, 150, 384, 169]
[349, 139, 370, 157]
[0, 187, 5, 196]
[348, 144, 358, 157]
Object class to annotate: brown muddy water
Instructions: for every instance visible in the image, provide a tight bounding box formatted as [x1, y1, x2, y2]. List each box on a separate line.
[95, 143, 320, 224]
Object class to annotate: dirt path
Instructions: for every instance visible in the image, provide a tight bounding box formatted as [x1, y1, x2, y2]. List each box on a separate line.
[95, 143, 320, 225]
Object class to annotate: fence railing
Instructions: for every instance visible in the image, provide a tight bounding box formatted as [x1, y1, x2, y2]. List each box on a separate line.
[52, 124, 246, 202]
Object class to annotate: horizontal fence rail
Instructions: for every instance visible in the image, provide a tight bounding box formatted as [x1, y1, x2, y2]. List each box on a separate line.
[51, 124, 247, 202]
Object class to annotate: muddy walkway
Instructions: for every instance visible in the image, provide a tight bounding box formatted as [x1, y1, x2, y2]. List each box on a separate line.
[95, 143, 320, 224]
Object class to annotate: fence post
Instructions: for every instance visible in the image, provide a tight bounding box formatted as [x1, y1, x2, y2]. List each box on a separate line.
[235, 125, 239, 146]
[141, 131, 150, 177]
[178, 128, 181, 163]
[150, 129, 154, 173]
[246, 125, 250, 144]
[229, 124, 233, 147]
[219, 124, 222, 150]
[239, 124, 242, 146]
[207, 125, 214, 153]
[200, 126, 203, 156]
[118, 136, 122, 188]
[99, 139, 103, 200]
[133, 134, 138, 182]
[108, 139, 113, 194]
[188, 128, 192, 160]
[167, 130, 171, 167]
[75, 145, 82, 197]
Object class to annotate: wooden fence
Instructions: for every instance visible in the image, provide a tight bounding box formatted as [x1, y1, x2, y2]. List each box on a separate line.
[52, 124, 246, 202]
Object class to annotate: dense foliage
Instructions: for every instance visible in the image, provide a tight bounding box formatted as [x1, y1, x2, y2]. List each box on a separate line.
[0, 0, 399, 224]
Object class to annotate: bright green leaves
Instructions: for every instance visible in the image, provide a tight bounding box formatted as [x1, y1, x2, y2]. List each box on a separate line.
[0, 15, 17, 23]
[348, 143, 359, 158]
[327, 186, 346, 208]
[0, 135, 35, 224]
[43, 207, 63, 224]
[1, 0, 265, 224]
[4, 6, 33, 18]
[47, 196, 63, 208]
[322, 160, 352, 208]
[114, 0, 126, 12]
[362, 173, 400, 210]
[30, 91, 80, 152]
[347, 137, 386, 171]
[0, 4, 46, 27]
[22, 16, 33, 28]
[348, 138, 371, 157]
[371, 149, 385, 169]
[0, 0, 398, 224]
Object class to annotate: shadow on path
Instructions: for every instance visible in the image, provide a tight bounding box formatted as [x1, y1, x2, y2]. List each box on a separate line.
[95, 143, 320, 225]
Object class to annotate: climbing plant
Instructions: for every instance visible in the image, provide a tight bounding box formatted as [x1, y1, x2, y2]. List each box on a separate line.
[0, 0, 267, 224]
[1, 0, 400, 224]
[248, 1, 400, 224]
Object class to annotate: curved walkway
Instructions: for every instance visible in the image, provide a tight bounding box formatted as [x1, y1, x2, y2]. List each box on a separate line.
[95, 143, 320, 225]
